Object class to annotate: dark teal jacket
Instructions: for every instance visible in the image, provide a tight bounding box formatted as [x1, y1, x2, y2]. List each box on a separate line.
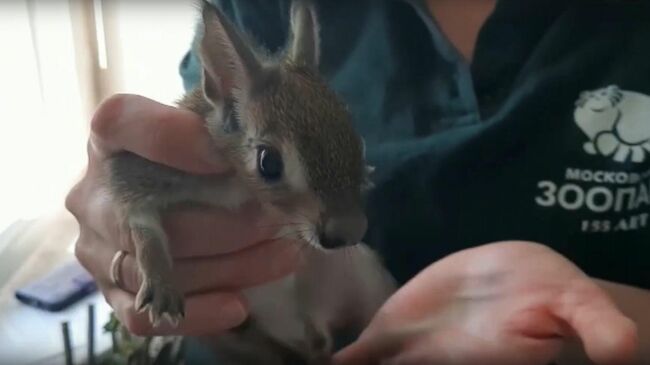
[180, 0, 650, 289]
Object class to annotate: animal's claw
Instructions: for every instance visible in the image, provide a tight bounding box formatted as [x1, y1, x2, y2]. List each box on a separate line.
[135, 278, 185, 328]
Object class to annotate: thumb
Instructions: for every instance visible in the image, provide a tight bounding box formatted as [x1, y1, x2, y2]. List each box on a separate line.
[333, 324, 429, 365]
[553, 280, 638, 365]
[333, 334, 401, 365]
[91, 93, 229, 174]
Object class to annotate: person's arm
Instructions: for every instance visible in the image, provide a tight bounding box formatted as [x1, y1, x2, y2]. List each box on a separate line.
[557, 280, 650, 364]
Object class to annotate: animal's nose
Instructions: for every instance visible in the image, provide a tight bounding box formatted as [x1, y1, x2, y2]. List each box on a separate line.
[319, 213, 368, 249]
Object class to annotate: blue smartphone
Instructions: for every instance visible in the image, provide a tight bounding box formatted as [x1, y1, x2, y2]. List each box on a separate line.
[15, 260, 97, 311]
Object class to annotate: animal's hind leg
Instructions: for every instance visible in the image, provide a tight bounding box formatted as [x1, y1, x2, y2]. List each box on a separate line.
[128, 208, 184, 327]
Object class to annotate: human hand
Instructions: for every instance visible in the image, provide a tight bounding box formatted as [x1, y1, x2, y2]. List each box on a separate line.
[334, 241, 638, 365]
[66, 94, 300, 336]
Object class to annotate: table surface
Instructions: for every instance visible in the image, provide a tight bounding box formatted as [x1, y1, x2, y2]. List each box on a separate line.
[0, 211, 113, 365]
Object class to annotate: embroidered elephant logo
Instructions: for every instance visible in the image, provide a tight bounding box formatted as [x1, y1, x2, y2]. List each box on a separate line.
[574, 85, 650, 163]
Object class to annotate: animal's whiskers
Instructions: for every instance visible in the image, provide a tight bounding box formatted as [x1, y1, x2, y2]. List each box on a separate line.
[105, 1, 395, 363]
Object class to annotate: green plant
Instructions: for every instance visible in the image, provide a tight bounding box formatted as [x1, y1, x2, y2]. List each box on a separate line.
[96, 313, 185, 365]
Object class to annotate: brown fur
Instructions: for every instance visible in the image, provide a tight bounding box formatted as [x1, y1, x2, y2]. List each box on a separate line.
[105, 2, 392, 364]
[256, 65, 363, 197]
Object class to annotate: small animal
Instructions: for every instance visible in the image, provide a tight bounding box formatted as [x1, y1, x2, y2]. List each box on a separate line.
[106, 0, 395, 363]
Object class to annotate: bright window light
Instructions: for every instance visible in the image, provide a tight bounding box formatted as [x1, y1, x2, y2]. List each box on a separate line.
[0, 0, 196, 235]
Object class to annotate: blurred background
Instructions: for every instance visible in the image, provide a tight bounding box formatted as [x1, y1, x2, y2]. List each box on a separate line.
[0, 0, 197, 234]
[0, 0, 198, 363]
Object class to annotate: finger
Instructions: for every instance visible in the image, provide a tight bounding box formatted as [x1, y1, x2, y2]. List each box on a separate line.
[163, 203, 282, 258]
[65, 142, 103, 224]
[118, 238, 300, 295]
[108, 288, 248, 336]
[379, 335, 446, 365]
[90, 93, 229, 174]
[74, 227, 116, 283]
[552, 280, 638, 365]
[333, 338, 391, 365]
[65, 178, 87, 223]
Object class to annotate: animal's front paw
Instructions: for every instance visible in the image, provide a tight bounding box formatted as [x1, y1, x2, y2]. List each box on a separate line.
[135, 278, 185, 328]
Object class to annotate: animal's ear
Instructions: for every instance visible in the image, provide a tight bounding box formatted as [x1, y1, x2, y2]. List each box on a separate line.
[287, 0, 320, 69]
[199, 1, 264, 107]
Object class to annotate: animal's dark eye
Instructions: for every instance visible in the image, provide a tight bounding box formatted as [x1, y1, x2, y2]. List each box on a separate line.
[257, 146, 283, 182]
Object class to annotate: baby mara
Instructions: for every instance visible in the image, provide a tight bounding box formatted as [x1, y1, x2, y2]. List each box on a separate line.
[107, 1, 395, 363]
